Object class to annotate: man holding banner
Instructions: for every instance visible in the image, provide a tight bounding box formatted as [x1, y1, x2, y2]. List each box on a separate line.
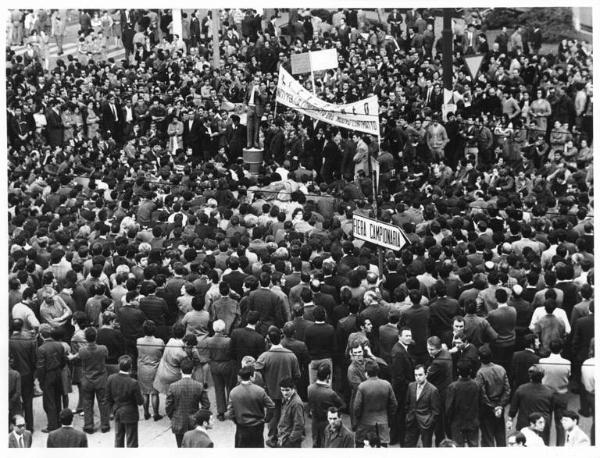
[352, 133, 369, 182]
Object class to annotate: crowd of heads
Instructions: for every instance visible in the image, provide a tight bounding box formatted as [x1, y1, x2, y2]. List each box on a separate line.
[6, 7, 595, 448]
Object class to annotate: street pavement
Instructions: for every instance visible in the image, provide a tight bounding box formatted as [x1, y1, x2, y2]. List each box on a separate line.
[9, 14, 126, 68]
[28, 380, 311, 448]
[27, 379, 591, 447]
[10, 39, 126, 68]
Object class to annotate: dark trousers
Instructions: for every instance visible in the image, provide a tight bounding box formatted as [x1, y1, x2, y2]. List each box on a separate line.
[479, 405, 506, 447]
[587, 392, 596, 445]
[21, 373, 34, 431]
[389, 399, 407, 445]
[582, 115, 593, 143]
[210, 363, 234, 415]
[433, 399, 447, 446]
[311, 418, 327, 447]
[580, 361, 594, 417]
[175, 432, 184, 448]
[553, 392, 569, 446]
[450, 424, 479, 447]
[246, 109, 259, 148]
[115, 420, 138, 447]
[55, 34, 64, 54]
[267, 398, 282, 442]
[81, 381, 110, 430]
[235, 423, 265, 447]
[42, 370, 62, 431]
[405, 422, 434, 447]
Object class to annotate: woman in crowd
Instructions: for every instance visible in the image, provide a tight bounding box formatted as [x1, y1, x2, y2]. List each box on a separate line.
[137, 319, 165, 420]
[152, 322, 187, 396]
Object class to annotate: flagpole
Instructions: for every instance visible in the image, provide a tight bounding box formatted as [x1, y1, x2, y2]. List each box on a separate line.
[374, 132, 383, 275]
[309, 51, 316, 96]
[309, 51, 319, 131]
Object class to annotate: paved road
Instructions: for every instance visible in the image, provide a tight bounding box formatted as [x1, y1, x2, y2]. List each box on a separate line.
[9, 16, 126, 68]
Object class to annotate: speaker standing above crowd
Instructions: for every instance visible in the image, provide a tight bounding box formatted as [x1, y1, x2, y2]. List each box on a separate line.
[6, 7, 594, 448]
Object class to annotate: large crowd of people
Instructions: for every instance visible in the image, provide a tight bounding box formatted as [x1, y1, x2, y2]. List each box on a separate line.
[7, 7, 595, 448]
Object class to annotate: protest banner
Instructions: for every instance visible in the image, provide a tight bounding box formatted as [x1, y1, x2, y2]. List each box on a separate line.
[276, 67, 379, 136]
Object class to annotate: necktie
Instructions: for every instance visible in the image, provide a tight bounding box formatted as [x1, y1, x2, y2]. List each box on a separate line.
[19, 436, 24, 448]
[111, 104, 117, 119]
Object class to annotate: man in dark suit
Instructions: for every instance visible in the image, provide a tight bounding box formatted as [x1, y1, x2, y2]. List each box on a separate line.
[70, 326, 110, 433]
[572, 303, 595, 373]
[311, 280, 336, 324]
[286, 303, 314, 343]
[9, 362, 21, 423]
[9, 319, 37, 431]
[450, 331, 481, 379]
[47, 408, 88, 447]
[45, 99, 64, 148]
[8, 415, 32, 448]
[445, 361, 480, 446]
[400, 290, 430, 365]
[428, 281, 460, 339]
[79, 10, 92, 35]
[105, 355, 144, 447]
[337, 242, 358, 275]
[182, 109, 202, 159]
[227, 365, 276, 447]
[555, 263, 580, 320]
[116, 296, 147, 363]
[189, 12, 201, 47]
[255, 327, 301, 447]
[166, 358, 211, 447]
[247, 273, 285, 335]
[182, 409, 214, 448]
[307, 363, 345, 447]
[405, 364, 441, 447]
[426, 336, 453, 445]
[245, 75, 265, 149]
[353, 360, 398, 447]
[378, 313, 400, 365]
[36, 324, 66, 432]
[222, 258, 246, 297]
[281, 322, 310, 401]
[390, 326, 415, 445]
[138, 281, 170, 342]
[511, 333, 540, 391]
[267, 118, 285, 163]
[225, 114, 246, 160]
[229, 311, 266, 364]
[100, 94, 123, 143]
[508, 365, 555, 444]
